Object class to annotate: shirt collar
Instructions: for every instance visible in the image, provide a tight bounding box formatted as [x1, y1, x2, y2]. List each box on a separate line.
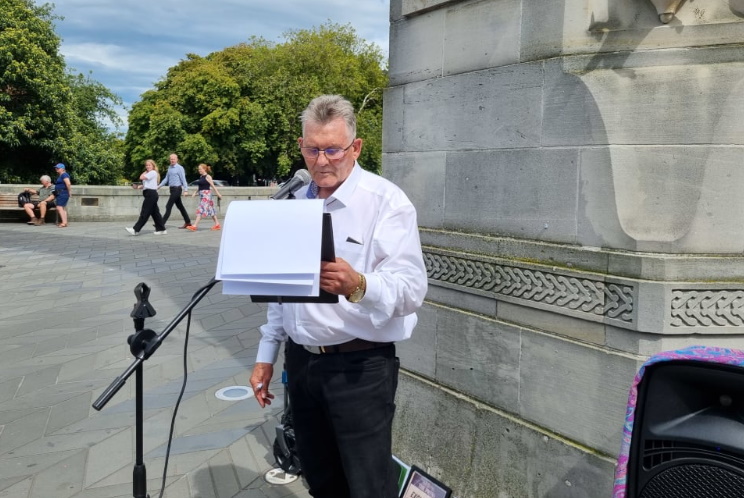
[306, 163, 361, 206]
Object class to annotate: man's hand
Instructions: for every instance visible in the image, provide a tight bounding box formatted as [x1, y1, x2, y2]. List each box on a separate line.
[250, 362, 275, 408]
[320, 257, 360, 297]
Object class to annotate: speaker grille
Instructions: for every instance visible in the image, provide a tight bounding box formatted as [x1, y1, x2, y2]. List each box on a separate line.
[643, 439, 744, 471]
[640, 463, 744, 498]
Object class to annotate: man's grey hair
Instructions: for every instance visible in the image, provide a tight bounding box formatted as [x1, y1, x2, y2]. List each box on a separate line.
[40, 175, 51, 183]
[301, 95, 356, 140]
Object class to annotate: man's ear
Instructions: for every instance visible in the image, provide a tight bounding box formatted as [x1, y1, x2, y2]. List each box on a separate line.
[352, 138, 363, 159]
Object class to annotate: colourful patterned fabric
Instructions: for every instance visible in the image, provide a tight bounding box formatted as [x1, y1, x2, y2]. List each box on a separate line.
[613, 345, 744, 497]
[196, 190, 216, 217]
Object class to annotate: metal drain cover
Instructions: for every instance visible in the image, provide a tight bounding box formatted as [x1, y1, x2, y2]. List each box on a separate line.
[214, 386, 252, 401]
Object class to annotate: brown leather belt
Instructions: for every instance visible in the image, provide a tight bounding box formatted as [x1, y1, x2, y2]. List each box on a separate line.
[302, 338, 392, 355]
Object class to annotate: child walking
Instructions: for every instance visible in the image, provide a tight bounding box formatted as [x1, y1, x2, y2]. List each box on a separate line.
[188, 163, 223, 231]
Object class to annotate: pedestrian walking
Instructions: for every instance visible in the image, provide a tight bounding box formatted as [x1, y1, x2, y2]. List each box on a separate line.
[159, 153, 193, 229]
[188, 163, 223, 231]
[126, 159, 167, 236]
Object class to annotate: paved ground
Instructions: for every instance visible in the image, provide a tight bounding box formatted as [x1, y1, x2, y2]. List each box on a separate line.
[0, 220, 309, 497]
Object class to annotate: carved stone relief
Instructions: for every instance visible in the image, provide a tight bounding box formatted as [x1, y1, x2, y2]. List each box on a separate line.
[649, 0, 684, 24]
[589, 0, 744, 31]
[671, 290, 744, 327]
[424, 251, 634, 322]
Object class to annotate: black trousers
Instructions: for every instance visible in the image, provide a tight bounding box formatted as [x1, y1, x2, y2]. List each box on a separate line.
[133, 189, 165, 232]
[162, 186, 190, 225]
[285, 339, 400, 498]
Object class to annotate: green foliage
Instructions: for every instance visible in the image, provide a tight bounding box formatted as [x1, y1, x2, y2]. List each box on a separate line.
[0, 0, 71, 181]
[2, 5, 386, 185]
[66, 72, 125, 184]
[0, 0, 125, 183]
[124, 22, 387, 184]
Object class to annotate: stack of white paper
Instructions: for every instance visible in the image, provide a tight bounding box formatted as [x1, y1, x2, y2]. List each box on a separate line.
[216, 199, 325, 296]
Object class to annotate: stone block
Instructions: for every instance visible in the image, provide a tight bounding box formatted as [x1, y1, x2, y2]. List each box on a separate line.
[383, 151, 445, 229]
[382, 86, 405, 152]
[519, 332, 638, 455]
[498, 301, 606, 346]
[400, 0, 456, 17]
[520, 0, 565, 61]
[434, 307, 521, 413]
[396, 64, 544, 151]
[443, 148, 579, 243]
[542, 55, 744, 147]
[389, 9, 445, 86]
[578, 146, 744, 253]
[442, 0, 521, 76]
[419, 229, 614, 276]
[393, 373, 616, 498]
[522, 0, 744, 61]
[398, 304, 438, 379]
[425, 284, 497, 318]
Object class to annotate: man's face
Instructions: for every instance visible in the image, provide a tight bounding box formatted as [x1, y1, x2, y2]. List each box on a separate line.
[42, 179, 51, 187]
[298, 118, 361, 197]
[170, 155, 178, 165]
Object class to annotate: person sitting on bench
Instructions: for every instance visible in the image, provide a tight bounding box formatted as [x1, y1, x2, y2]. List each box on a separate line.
[23, 175, 56, 225]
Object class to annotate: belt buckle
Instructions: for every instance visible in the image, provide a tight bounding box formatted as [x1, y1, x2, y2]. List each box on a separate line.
[303, 345, 323, 355]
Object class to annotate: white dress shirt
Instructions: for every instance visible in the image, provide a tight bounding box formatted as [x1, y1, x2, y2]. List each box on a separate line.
[256, 163, 428, 364]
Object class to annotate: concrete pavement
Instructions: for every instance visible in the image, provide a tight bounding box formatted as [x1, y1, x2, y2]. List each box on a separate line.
[0, 220, 308, 497]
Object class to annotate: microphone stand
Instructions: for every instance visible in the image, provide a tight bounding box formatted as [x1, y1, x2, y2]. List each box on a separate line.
[92, 278, 220, 498]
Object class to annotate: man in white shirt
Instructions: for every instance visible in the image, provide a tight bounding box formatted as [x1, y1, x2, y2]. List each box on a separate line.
[250, 95, 428, 498]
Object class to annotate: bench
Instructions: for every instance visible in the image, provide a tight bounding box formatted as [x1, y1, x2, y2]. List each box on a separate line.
[0, 193, 57, 223]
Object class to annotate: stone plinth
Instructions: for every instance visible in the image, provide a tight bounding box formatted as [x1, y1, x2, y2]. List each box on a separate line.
[385, 0, 744, 496]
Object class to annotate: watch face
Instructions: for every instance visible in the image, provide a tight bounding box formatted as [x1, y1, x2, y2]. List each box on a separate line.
[348, 288, 363, 303]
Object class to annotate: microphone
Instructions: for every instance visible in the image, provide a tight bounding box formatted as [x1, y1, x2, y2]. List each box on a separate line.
[270, 169, 312, 200]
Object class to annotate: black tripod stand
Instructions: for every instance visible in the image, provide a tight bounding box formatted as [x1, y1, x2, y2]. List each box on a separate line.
[93, 278, 219, 498]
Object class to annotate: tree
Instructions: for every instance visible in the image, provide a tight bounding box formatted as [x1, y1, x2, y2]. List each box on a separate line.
[124, 22, 387, 184]
[66, 72, 125, 184]
[0, 0, 72, 181]
[0, 0, 125, 183]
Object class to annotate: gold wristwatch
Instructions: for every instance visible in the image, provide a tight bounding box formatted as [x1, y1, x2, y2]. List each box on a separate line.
[347, 273, 366, 303]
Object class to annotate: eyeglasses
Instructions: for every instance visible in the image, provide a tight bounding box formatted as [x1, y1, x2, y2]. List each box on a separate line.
[300, 140, 355, 161]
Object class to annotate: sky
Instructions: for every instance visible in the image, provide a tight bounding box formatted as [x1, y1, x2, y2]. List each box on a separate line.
[46, 0, 391, 130]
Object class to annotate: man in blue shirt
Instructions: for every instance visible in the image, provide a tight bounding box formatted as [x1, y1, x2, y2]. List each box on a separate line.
[159, 153, 193, 229]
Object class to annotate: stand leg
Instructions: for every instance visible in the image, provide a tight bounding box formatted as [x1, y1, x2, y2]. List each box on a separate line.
[133, 364, 149, 498]
[93, 279, 219, 497]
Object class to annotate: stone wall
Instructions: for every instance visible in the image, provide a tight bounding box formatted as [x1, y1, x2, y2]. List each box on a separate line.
[0, 185, 277, 222]
[385, 1, 744, 496]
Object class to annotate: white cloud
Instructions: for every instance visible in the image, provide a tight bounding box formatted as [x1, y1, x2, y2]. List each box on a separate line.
[62, 43, 179, 77]
[46, 0, 391, 126]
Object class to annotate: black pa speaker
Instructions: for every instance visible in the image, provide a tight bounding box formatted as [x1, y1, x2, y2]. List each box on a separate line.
[627, 360, 744, 497]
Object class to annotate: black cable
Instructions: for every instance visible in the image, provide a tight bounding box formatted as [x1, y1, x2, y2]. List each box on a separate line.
[156, 282, 209, 497]
[157, 310, 190, 498]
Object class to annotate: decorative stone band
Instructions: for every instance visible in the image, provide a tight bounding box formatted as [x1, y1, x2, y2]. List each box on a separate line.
[423, 249, 634, 323]
[671, 290, 744, 327]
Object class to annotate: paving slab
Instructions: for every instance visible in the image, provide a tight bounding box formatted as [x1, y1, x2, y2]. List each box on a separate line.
[0, 221, 308, 497]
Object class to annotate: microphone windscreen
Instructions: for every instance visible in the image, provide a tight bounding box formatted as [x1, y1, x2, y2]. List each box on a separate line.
[295, 169, 311, 186]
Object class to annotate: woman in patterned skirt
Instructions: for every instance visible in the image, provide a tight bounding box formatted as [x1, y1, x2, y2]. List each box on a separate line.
[188, 163, 223, 231]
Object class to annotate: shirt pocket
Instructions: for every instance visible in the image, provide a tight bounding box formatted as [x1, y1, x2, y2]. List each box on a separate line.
[335, 237, 367, 269]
